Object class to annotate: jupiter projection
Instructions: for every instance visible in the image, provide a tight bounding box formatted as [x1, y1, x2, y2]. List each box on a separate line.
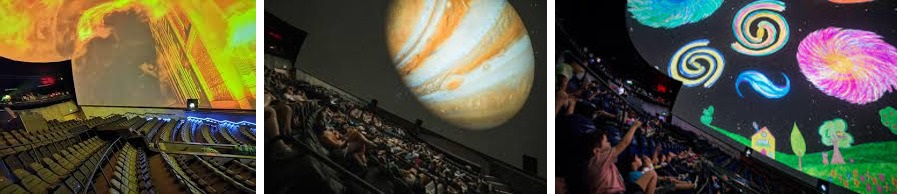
[386, 0, 534, 130]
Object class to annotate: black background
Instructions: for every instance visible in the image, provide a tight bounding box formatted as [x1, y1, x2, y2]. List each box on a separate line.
[625, 1, 897, 154]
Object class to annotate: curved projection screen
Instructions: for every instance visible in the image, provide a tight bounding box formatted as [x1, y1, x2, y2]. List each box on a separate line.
[627, 0, 897, 193]
[0, 0, 256, 109]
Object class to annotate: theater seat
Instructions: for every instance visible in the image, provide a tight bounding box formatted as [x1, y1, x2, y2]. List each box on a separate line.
[52, 154, 75, 170]
[28, 163, 61, 184]
[13, 169, 49, 193]
[0, 176, 27, 194]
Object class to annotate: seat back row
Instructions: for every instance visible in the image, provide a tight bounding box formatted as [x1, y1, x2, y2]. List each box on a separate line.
[203, 157, 255, 188]
[0, 136, 105, 193]
[175, 155, 254, 193]
[154, 119, 182, 143]
[199, 125, 217, 144]
[215, 125, 240, 145]
[106, 144, 154, 194]
[159, 153, 205, 194]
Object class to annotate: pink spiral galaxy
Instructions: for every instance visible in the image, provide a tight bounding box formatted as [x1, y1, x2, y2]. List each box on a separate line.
[796, 27, 897, 105]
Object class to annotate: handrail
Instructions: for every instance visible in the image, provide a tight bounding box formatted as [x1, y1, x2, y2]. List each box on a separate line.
[160, 153, 207, 194]
[283, 138, 385, 194]
[192, 155, 255, 192]
[232, 158, 256, 172]
[158, 141, 252, 148]
[157, 151, 255, 160]
[703, 161, 764, 194]
[80, 136, 122, 194]
[151, 142, 255, 159]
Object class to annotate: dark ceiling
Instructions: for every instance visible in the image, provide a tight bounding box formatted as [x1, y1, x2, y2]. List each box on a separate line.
[557, 0, 680, 102]
[0, 57, 72, 91]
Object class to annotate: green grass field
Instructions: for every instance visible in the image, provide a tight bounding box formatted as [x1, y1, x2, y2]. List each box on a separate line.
[702, 122, 897, 193]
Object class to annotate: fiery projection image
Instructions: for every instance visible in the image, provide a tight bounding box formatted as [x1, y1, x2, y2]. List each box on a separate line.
[0, 0, 256, 109]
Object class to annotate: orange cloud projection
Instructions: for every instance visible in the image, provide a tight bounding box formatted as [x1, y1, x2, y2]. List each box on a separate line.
[0, 0, 256, 110]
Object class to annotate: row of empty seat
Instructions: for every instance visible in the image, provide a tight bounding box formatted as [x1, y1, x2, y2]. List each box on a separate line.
[102, 144, 154, 194]
[0, 136, 105, 193]
[0, 128, 79, 156]
[150, 118, 255, 147]
[150, 119, 180, 144]
[158, 153, 205, 193]
[94, 115, 256, 147]
[7, 113, 257, 194]
[85, 115, 128, 129]
[203, 156, 255, 188]
[158, 153, 255, 193]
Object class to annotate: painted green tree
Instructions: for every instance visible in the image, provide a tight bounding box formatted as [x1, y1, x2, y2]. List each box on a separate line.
[701, 105, 714, 125]
[818, 118, 853, 164]
[790, 123, 806, 171]
[879, 106, 897, 135]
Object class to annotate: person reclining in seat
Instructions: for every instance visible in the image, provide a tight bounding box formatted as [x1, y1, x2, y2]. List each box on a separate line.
[621, 153, 696, 194]
[617, 153, 658, 194]
[587, 119, 642, 194]
[265, 90, 294, 155]
[319, 124, 371, 168]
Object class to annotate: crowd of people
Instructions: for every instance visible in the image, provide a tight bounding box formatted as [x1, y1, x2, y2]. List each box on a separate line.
[265, 69, 490, 194]
[556, 56, 704, 194]
[1, 91, 71, 105]
[555, 51, 786, 194]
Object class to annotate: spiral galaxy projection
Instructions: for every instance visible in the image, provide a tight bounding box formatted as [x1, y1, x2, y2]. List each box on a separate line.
[735, 70, 790, 99]
[627, 0, 723, 29]
[797, 27, 897, 105]
[668, 39, 725, 88]
[731, 0, 790, 56]
[386, 0, 534, 130]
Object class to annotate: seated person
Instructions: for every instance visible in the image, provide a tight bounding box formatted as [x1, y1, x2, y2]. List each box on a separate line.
[350, 108, 362, 119]
[619, 153, 658, 194]
[557, 177, 567, 194]
[345, 127, 370, 167]
[627, 153, 696, 193]
[320, 127, 348, 162]
[283, 87, 307, 102]
[265, 91, 293, 154]
[587, 119, 642, 194]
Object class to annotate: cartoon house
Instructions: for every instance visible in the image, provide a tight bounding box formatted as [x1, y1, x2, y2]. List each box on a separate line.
[751, 127, 776, 159]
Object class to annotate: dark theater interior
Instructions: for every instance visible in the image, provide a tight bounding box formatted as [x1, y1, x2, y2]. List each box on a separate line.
[264, 0, 547, 193]
[557, 0, 897, 194]
[0, 1, 256, 193]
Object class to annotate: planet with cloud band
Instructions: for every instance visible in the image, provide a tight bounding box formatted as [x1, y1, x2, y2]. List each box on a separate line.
[386, 0, 534, 130]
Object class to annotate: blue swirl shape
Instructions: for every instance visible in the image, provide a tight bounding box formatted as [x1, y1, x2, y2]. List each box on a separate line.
[735, 70, 790, 99]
